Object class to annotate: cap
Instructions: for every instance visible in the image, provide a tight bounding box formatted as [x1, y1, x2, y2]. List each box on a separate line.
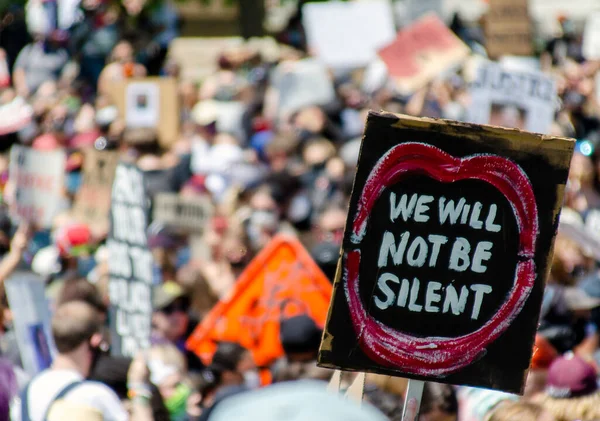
[32, 134, 60, 151]
[54, 223, 92, 258]
[563, 287, 600, 311]
[546, 354, 598, 398]
[191, 101, 219, 126]
[153, 281, 185, 310]
[280, 315, 322, 356]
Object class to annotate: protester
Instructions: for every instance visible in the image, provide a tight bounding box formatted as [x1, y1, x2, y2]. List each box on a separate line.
[11, 300, 152, 421]
[533, 353, 600, 421]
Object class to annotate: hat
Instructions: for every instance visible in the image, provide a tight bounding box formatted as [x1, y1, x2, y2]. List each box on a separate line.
[95, 106, 118, 127]
[208, 381, 387, 421]
[153, 281, 185, 310]
[54, 223, 92, 258]
[563, 287, 600, 311]
[531, 334, 558, 370]
[280, 315, 322, 356]
[32, 246, 61, 277]
[546, 354, 598, 398]
[191, 101, 219, 126]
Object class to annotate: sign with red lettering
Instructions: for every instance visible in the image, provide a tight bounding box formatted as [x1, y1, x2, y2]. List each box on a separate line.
[9, 146, 65, 228]
[318, 112, 574, 393]
[378, 13, 470, 95]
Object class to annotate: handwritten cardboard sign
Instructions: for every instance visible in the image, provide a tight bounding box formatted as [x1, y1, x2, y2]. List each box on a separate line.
[187, 235, 332, 368]
[378, 14, 470, 95]
[484, 0, 532, 59]
[108, 163, 153, 358]
[302, 0, 396, 69]
[5, 272, 56, 377]
[9, 145, 65, 228]
[106, 77, 179, 149]
[152, 193, 213, 233]
[318, 112, 574, 393]
[73, 150, 119, 235]
[466, 61, 557, 134]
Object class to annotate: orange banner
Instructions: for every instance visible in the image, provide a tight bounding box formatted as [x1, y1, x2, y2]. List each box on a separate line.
[186, 234, 333, 368]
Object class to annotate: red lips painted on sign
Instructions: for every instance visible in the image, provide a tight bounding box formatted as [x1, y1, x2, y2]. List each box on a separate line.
[345, 142, 539, 377]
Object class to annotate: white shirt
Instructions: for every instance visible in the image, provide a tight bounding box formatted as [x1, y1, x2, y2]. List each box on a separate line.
[10, 369, 128, 421]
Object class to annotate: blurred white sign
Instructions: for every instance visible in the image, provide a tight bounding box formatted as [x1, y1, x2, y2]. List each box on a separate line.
[9, 146, 65, 228]
[467, 61, 556, 134]
[583, 12, 600, 60]
[302, 0, 396, 69]
[5, 273, 56, 377]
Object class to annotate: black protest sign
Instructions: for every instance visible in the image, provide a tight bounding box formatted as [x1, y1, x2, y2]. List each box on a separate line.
[318, 112, 574, 393]
[108, 163, 153, 358]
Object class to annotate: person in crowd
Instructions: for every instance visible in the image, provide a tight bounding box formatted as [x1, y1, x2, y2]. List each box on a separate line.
[11, 300, 153, 421]
[487, 401, 556, 421]
[55, 278, 170, 421]
[97, 40, 146, 95]
[533, 353, 600, 421]
[148, 344, 191, 421]
[208, 342, 259, 390]
[12, 30, 69, 97]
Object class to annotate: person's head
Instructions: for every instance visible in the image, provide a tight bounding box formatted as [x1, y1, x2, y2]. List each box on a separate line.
[210, 342, 258, 389]
[111, 41, 135, 65]
[420, 382, 458, 421]
[487, 401, 556, 421]
[56, 278, 107, 322]
[51, 301, 103, 376]
[152, 282, 190, 343]
[279, 315, 322, 363]
[524, 335, 559, 399]
[533, 354, 600, 421]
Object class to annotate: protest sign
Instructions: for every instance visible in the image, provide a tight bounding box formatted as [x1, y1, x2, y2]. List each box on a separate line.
[152, 193, 213, 233]
[302, 0, 396, 69]
[107, 77, 179, 148]
[583, 12, 600, 60]
[0, 97, 33, 135]
[9, 145, 65, 228]
[108, 163, 153, 358]
[5, 272, 56, 377]
[484, 0, 532, 59]
[187, 235, 332, 367]
[318, 112, 574, 393]
[466, 61, 557, 134]
[73, 150, 119, 235]
[378, 14, 470, 95]
[272, 58, 336, 116]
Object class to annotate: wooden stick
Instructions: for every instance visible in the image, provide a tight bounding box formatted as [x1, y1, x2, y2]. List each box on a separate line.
[345, 372, 366, 404]
[402, 379, 425, 421]
[327, 369, 342, 392]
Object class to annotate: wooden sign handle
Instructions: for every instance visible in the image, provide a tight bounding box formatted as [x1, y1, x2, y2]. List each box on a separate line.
[402, 379, 424, 421]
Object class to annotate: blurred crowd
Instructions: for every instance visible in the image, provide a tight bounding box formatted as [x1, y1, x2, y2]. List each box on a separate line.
[0, 1, 600, 421]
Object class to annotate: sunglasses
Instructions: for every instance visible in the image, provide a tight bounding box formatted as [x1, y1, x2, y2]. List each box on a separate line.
[160, 298, 190, 315]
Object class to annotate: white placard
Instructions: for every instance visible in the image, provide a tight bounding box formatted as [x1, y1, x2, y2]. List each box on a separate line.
[583, 12, 600, 60]
[272, 59, 335, 115]
[5, 272, 57, 377]
[302, 0, 396, 69]
[9, 146, 65, 228]
[125, 81, 160, 128]
[466, 61, 557, 134]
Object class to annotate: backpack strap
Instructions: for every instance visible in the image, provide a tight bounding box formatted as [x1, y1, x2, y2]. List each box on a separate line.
[20, 380, 83, 421]
[42, 381, 83, 421]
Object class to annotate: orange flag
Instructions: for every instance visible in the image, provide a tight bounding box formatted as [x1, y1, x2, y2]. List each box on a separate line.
[186, 234, 333, 368]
